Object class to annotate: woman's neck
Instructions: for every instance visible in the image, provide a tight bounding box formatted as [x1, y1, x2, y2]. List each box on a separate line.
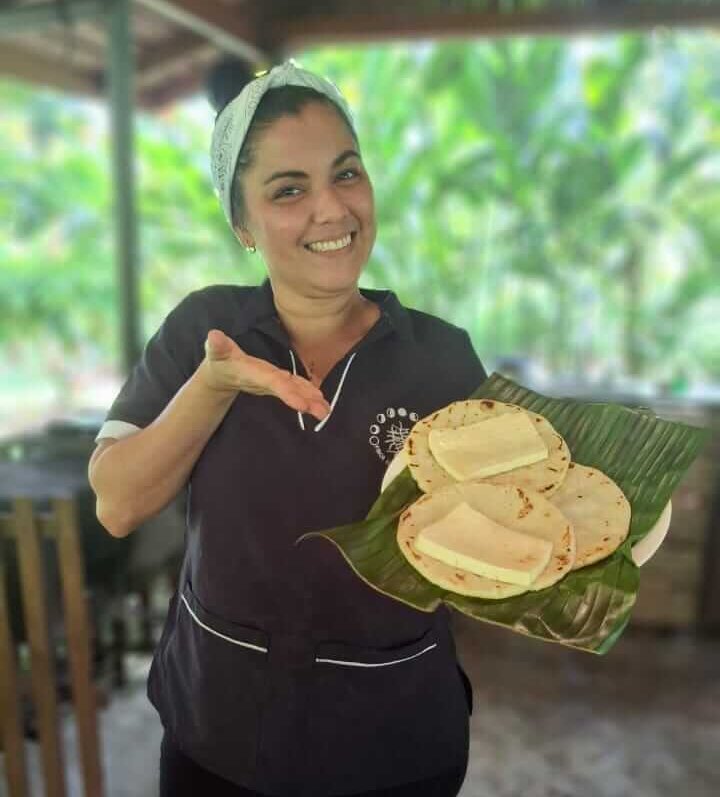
[271, 280, 375, 349]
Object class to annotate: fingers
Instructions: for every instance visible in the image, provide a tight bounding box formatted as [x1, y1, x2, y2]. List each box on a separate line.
[283, 395, 331, 422]
[295, 382, 331, 420]
[272, 372, 331, 421]
[278, 391, 330, 421]
[242, 359, 331, 421]
[307, 398, 332, 422]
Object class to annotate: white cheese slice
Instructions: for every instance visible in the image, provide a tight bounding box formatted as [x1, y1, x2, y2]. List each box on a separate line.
[414, 501, 553, 586]
[427, 411, 549, 481]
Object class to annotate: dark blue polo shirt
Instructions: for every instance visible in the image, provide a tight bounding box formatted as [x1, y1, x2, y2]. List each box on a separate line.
[97, 277, 487, 796]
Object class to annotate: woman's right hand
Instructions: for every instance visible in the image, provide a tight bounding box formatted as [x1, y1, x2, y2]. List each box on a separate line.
[200, 329, 331, 422]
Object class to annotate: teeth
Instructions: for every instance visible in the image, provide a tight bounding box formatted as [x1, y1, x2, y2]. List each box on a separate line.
[307, 233, 352, 252]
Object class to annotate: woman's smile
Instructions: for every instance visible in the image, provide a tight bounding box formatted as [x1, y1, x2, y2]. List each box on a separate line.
[304, 231, 357, 256]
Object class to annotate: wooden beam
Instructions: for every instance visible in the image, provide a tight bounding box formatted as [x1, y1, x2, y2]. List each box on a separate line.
[136, 31, 214, 90]
[135, 0, 270, 65]
[0, 41, 100, 98]
[137, 70, 206, 109]
[276, 3, 720, 48]
[137, 36, 290, 110]
[0, 0, 104, 34]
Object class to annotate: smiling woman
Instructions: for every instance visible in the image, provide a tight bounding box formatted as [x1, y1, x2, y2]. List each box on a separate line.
[208, 58, 380, 364]
[236, 103, 375, 301]
[93, 56, 486, 797]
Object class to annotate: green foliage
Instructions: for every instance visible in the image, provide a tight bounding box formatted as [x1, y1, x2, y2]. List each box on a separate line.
[0, 30, 718, 400]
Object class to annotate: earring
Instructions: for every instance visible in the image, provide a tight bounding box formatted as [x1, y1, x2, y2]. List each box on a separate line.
[236, 227, 256, 253]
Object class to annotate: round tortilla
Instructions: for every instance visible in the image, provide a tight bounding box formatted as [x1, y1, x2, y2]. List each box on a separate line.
[404, 399, 571, 497]
[396, 481, 575, 599]
[547, 463, 631, 569]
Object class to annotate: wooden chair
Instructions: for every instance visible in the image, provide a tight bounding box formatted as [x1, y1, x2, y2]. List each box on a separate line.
[0, 496, 104, 797]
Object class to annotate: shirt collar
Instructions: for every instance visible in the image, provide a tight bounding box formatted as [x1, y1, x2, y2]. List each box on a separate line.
[230, 277, 414, 344]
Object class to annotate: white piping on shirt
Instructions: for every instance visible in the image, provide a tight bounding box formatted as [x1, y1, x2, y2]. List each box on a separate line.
[181, 593, 437, 667]
[315, 643, 437, 668]
[94, 419, 142, 444]
[289, 349, 357, 432]
[180, 594, 269, 654]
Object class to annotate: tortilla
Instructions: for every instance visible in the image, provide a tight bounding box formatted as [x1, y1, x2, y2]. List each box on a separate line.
[396, 481, 575, 599]
[547, 462, 631, 569]
[404, 399, 570, 496]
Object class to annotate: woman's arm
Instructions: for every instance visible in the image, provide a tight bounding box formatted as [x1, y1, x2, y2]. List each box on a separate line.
[88, 330, 330, 537]
[88, 358, 238, 539]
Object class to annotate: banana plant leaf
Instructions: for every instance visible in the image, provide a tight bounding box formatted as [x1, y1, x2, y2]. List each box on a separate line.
[295, 374, 711, 654]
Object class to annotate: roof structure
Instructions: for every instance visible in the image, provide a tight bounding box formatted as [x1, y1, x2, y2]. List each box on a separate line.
[2, 0, 720, 110]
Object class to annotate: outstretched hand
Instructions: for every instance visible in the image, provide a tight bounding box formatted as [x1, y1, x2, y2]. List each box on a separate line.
[200, 329, 331, 422]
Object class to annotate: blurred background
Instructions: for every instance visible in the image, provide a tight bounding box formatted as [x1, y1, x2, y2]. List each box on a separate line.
[1, 1, 719, 796]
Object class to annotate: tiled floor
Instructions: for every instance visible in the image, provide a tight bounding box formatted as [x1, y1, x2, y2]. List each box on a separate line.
[7, 616, 720, 796]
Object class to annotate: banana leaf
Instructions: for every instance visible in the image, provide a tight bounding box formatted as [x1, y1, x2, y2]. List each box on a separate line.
[295, 374, 711, 654]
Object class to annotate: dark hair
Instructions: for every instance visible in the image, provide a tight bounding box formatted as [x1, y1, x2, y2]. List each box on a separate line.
[205, 57, 359, 231]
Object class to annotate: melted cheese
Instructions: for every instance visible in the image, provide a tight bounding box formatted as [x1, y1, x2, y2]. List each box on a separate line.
[414, 501, 553, 586]
[428, 411, 549, 481]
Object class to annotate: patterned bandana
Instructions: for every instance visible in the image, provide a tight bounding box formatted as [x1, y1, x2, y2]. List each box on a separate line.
[210, 58, 356, 228]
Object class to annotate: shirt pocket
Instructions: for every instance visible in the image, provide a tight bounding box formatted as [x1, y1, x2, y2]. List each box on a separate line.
[160, 579, 270, 781]
[306, 625, 469, 793]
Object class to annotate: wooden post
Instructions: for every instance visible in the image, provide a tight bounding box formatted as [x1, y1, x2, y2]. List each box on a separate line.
[13, 498, 66, 797]
[53, 498, 104, 797]
[0, 517, 30, 797]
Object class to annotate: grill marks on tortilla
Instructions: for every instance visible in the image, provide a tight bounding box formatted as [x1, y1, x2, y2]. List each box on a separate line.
[516, 488, 533, 519]
[404, 400, 570, 496]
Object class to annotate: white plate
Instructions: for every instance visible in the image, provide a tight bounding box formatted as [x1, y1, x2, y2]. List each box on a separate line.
[380, 448, 671, 567]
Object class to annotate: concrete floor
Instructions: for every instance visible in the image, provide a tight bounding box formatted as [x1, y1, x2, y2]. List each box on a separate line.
[7, 614, 720, 797]
[454, 616, 720, 797]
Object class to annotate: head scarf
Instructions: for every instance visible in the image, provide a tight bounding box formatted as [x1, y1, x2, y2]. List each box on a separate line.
[210, 58, 357, 229]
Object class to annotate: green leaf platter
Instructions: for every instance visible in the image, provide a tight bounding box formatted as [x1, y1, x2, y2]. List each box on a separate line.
[295, 374, 710, 654]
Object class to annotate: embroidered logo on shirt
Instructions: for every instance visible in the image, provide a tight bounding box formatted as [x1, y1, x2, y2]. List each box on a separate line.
[369, 407, 419, 463]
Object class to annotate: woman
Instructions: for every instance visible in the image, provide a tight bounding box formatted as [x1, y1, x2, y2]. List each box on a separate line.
[89, 58, 487, 797]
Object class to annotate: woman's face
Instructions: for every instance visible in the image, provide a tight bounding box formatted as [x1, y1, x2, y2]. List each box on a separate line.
[236, 101, 376, 297]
